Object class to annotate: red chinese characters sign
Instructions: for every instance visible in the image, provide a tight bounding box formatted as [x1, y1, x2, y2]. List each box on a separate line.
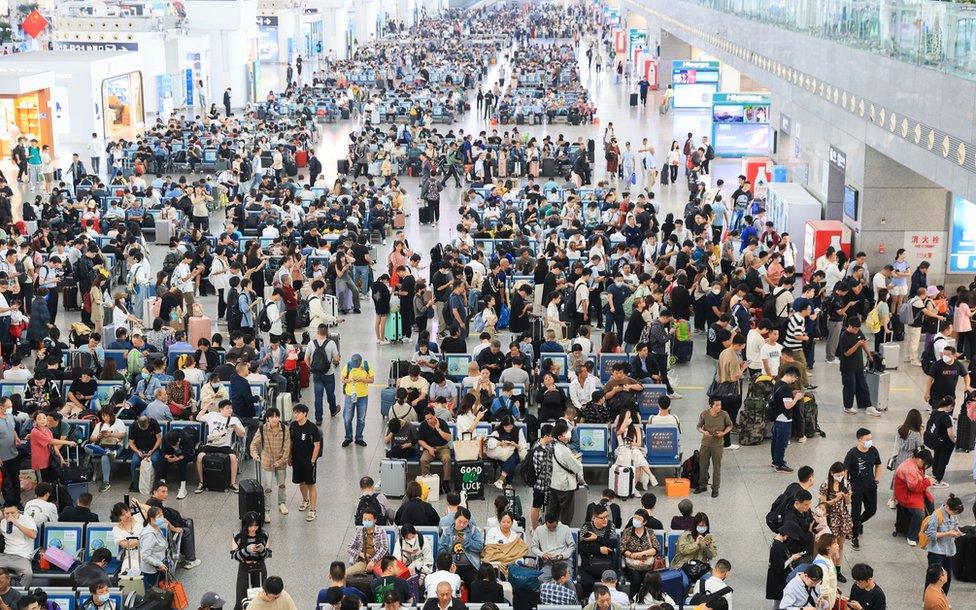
[903, 231, 947, 283]
[21, 10, 48, 39]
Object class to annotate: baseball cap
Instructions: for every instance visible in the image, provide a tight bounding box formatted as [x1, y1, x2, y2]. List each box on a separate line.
[601, 570, 617, 581]
[200, 593, 225, 609]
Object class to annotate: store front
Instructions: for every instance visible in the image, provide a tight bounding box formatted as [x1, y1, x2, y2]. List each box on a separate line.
[0, 68, 56, 158]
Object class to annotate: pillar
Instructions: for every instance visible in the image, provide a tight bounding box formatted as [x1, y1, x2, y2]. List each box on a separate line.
[658, 30, 691, 88]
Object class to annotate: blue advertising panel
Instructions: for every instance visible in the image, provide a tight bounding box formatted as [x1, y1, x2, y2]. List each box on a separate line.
[949, 195, 976, 273]
[628, 28, 647, 53]
[671, 61, 720, 109]
[257, 16, 280, 62]
[711, 92, 772, 157]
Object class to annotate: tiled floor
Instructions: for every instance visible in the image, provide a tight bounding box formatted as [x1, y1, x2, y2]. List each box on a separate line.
[27, 42, 976, 608]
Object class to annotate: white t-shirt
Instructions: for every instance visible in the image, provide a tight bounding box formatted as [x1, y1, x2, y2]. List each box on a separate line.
[425, 570, 462, 598]
[23, 499, 58, 525]
[173, 261, 194, 293]
[871, 272, 888, 301]
[201, 411, 243, 448]
[745, 329, 765, 370]
[1, 514, 37, 559]
[760, 341, 783, 376]
[649, 413, 681, 432]
[113, 513, 145, 574]
[183, 367, 207, 386]
[574, 280, 589, 314]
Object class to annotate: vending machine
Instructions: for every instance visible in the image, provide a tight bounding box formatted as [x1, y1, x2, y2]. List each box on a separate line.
[803, 220, 852, 283]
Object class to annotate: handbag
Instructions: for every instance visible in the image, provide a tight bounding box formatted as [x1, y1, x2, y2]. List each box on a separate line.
[42, 545, 77, 571]
[454, 438, 482, 462]
[507, 561, 542, 591]
[886, 455, 897, 471]
[159, 574, 189, 610]
[706, 378, 739, 399]
[682, 559, 711, 582]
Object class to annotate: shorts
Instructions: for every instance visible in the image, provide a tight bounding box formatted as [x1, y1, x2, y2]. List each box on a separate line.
[532, 488, 547, 509]
[292, 459, 318, 485]
[890, 285, 908, 296]
[200, 445, 232, 455]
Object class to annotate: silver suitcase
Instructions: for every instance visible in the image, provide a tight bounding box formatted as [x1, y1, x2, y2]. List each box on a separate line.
[380, 459, 406, 497]
[866, 371, 891, 411]
[881, 342, 900, 370]
[155, 219, 172, 245]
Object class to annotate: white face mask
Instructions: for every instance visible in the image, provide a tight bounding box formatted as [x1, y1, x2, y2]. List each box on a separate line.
[863, 440, 874, 449]
[833, 474, 845, 482]
[711, 288, 721, 295]
[943, 355, 953, 364]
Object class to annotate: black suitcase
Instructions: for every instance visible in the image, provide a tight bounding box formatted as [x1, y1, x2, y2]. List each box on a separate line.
[673, 339, 693, 363]
[131, 587, 173, 610]
[892, 504, 914, 537]
[587, 138, 595, 163]
[952, 526, 976, 582]
[341, 108, 350, 120]
[630, 93, 638, 107]
[238, 478, 264, 517]
[542, 158, 556, 177]
[63, 286, 80, 311]
[202, 453, 231, 492]
[891, 315, 905, 342]
[337, 159, 349, 175]
[419, 205, 432, 224]
[957, 404, 976, 451]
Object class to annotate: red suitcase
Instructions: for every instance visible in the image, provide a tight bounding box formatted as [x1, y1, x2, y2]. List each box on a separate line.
[188, 316, 212, 348]
[295, 150, 308, 168]
[299, 360, 310, 388]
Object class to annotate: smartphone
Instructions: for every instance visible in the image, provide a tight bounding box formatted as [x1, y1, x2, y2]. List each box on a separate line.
[124, 494, 131, 508]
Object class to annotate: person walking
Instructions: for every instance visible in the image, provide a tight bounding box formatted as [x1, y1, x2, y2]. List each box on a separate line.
[768, 366, 803, 473]
[924, 345, 971, 409]
[844, 428, 881, 550]
[289, 404, 322, 522]
[304, 324, 340, 426]
[924, 396, 956, 488]
[231, 512, 271, 610]
[695, 397, 732, 498]
[340, 354, 373, 448]
[837, 315, 882, 416]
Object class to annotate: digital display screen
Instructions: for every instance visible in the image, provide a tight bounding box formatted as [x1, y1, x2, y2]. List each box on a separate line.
[843, 186, 859, 222]
[713, 123, 772, 156]
[673, 82, 719, 108]
[950, 195, 976, 272]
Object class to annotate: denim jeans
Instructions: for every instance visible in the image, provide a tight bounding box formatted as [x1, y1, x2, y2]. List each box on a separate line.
[604, 312, 624, 338]
[770, 421, 791, 468]
[312, 373, 337, 422]
[84, 444, 118, 482]
[841, 370, 871, 410]
[500, 452, 520, 478]
[343, 395, 368, 441]
[352, 265, 370, 294]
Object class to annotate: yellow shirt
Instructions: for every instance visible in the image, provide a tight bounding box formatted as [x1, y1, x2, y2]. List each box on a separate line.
[342, 365, 371, 397]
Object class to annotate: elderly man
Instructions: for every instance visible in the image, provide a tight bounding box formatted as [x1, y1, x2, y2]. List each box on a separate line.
[421, 582, 465, 610]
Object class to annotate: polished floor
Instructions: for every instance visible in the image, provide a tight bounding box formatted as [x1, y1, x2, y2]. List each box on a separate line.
[29, 42, 976, 608]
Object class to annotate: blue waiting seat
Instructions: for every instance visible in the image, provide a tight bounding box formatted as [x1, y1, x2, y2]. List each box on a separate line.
[576, 423, 610, 467]
[85, 522, 123, 575]
[667, 531, 683, 565]
[41, 589, 77, 610]
[35, 523, 85, 578]
[597, 354, 629, 383]
[644, 425, 682, 476]
[638, 384, 669, 420]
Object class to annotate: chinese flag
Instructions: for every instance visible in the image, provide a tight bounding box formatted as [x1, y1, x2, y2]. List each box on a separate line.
[21, 10, 48, 39]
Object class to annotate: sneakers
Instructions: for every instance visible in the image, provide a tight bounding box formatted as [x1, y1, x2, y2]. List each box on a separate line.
[727, 444, 741, 450]
[355, 440, 367, 447]
[797, 436, 808, 444]
[99, 483, 111, 493]
[279, 503, 289, 515]
[176, 486, 188, 500]
[887, 498, 897, 509]
[342, 440, 353, 447]
[710, 489, 719, 498]
[775, 466, 794, 473]
[183, 559, 202, 569]
[230, 483, 239, 493]
[264, 512, 271, 523]
[493, 478, 505, 490]
[299, 500, 309, 512]
[306, 510, 317, 522]
[907, 539, 917, 547]
[669, 392, 684, 399]
[693, 487, 707, 494]
[866, 407, 883, 417]
[851, 537, 860, 550]
[194, 483, 205, 494]
[844, 407, 857, 414]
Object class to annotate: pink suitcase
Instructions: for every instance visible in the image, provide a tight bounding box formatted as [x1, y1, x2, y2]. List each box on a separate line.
[188, 316, 212, 348]
[143, 296, 161, 326]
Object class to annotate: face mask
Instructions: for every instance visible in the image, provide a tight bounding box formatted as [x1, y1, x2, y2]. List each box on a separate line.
[696, 526, 708, 534]
[943, 355, 953, 364]
[155, 517, 166, 528]
[95, 594, 109, 604]
[631, 518, 643, 529]
[833, 474, 845, 482]
[404, 536, 417, 546]
[362, 519, 374, 529]
[863, 440, 874, 449]
[711, 288, 721, 294]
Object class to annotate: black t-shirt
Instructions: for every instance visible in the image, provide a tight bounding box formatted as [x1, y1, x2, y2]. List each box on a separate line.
[418, 419, 449, 447]
[926, 411, 954, 448]
[706, 324, 731, 359]
[770, 381, 795, 421]
[844, 446, 881, 488]
[129, 419, 161, 452]
[837, 330, 866, 373]
[745, 268, 763, 294]
[391, 423, 416, 448]
[289, 420, 322, 462]
[370, 576, 412, 604]
[440, 336, 468, 354]
[928, 360, 967, 397]
[849, 583, 886, 610]
[69, 378, 97, 399]
[351, 243, 370, 266]
[160, 293, 181, 321]
[432, 270, 453, 302]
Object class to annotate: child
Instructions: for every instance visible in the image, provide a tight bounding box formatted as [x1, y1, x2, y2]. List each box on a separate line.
[249, 407, 291, 521]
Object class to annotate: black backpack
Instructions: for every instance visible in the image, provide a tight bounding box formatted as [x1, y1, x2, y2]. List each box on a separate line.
[765, 489, 794, 532]
[296, 296, 315, 329]
[762, 288, 787, 320]
[520, 445, 539, 486]
[680, 450, 700, 488]
[309, 339, 330, 374]
[162, 251, 179, 274]
[354, 492, 387, 526]
[257, 302, 272, 332]
[921, 340, 938, 375]
[226, 287, 241, 328]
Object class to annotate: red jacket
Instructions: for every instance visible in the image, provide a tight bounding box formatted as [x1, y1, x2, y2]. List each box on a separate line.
[894, 458, 933, 509]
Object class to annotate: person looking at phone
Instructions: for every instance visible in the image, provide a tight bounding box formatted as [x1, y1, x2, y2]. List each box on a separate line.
[231, 511, 272, 610]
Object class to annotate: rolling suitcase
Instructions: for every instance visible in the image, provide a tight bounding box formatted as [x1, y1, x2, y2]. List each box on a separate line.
[144, 296, 161, 326]
[155, 220, 172, 245]
[658, 569, 686, 605]
[337, 159, 350, 175]
[188, 316, 212, 348]
[629, 92, 638, 107]
[951, 526, 976, 582]
[542, 158, 556, 178]
[609, 464, 634, 499]
[238, 478, 264, 518]
[63, 286, 80, 311]
[380, 459, 407, 497]
[380, 387, 397, 418]
[881, 342, 901, 370]
[276, 393, 293, 421]
[322, 295, 339, 325]
[203, 453, 231, 492]
[295, 150, 308, 168]
[865, 371, 891, 411]
[892, 503, 914, 537]
[673, 339, 693, 363]
[385, 312, 403, 342]
[418, 204, 432, 224]
[299, 360, 310, 388]
[955, 392, 976, 451]
[568, 487, 588, 526]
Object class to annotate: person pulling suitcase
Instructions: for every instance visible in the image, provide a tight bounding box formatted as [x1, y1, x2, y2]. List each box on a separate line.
[248, 407, 290, 522]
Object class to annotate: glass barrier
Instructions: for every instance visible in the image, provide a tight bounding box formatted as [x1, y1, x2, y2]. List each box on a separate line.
[669, 0, 976, 80]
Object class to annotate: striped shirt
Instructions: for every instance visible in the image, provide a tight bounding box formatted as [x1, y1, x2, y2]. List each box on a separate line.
[782, 313, 807, 350]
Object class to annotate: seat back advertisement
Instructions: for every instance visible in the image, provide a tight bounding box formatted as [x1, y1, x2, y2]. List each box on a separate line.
[711, 92, 772, 157]
[671, 60, 720, 108]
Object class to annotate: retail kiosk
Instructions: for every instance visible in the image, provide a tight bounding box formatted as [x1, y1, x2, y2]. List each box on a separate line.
[0, 67, 56, 158]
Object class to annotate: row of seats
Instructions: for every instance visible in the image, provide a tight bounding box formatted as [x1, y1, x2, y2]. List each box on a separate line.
[18, 586, 124, 610]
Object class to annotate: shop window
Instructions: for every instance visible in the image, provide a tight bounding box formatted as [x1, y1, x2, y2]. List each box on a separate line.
[102, 72, 145, 142]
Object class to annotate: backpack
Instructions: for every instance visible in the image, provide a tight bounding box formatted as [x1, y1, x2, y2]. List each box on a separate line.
[921, 340, 937, 375]
[762, 288, 787, 320]
[296, 296, 316, 329]
[354, 492, 387, 526]
[924, 412, 944, 448]
[176, 354, 193, 370]
[680, 450, 700, 488]
[309, 339, 333, 374]
[918, 509, 944, 549]
[226, 287, 241, 327]
[162, 251, 179, 274]
[896, 300, 913, 326]
[765, 488, 794, 532]
[519, 446, 539, 487]
[865, 306, 882, 333]
[257, 302, 272, 332]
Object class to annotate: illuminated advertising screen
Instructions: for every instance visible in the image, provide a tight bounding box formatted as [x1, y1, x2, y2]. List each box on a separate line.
[949, 195, 976, 273]
[671, 61, 720, 109]
[711, 92, 772, 157]
[102, 72, 145, 142]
